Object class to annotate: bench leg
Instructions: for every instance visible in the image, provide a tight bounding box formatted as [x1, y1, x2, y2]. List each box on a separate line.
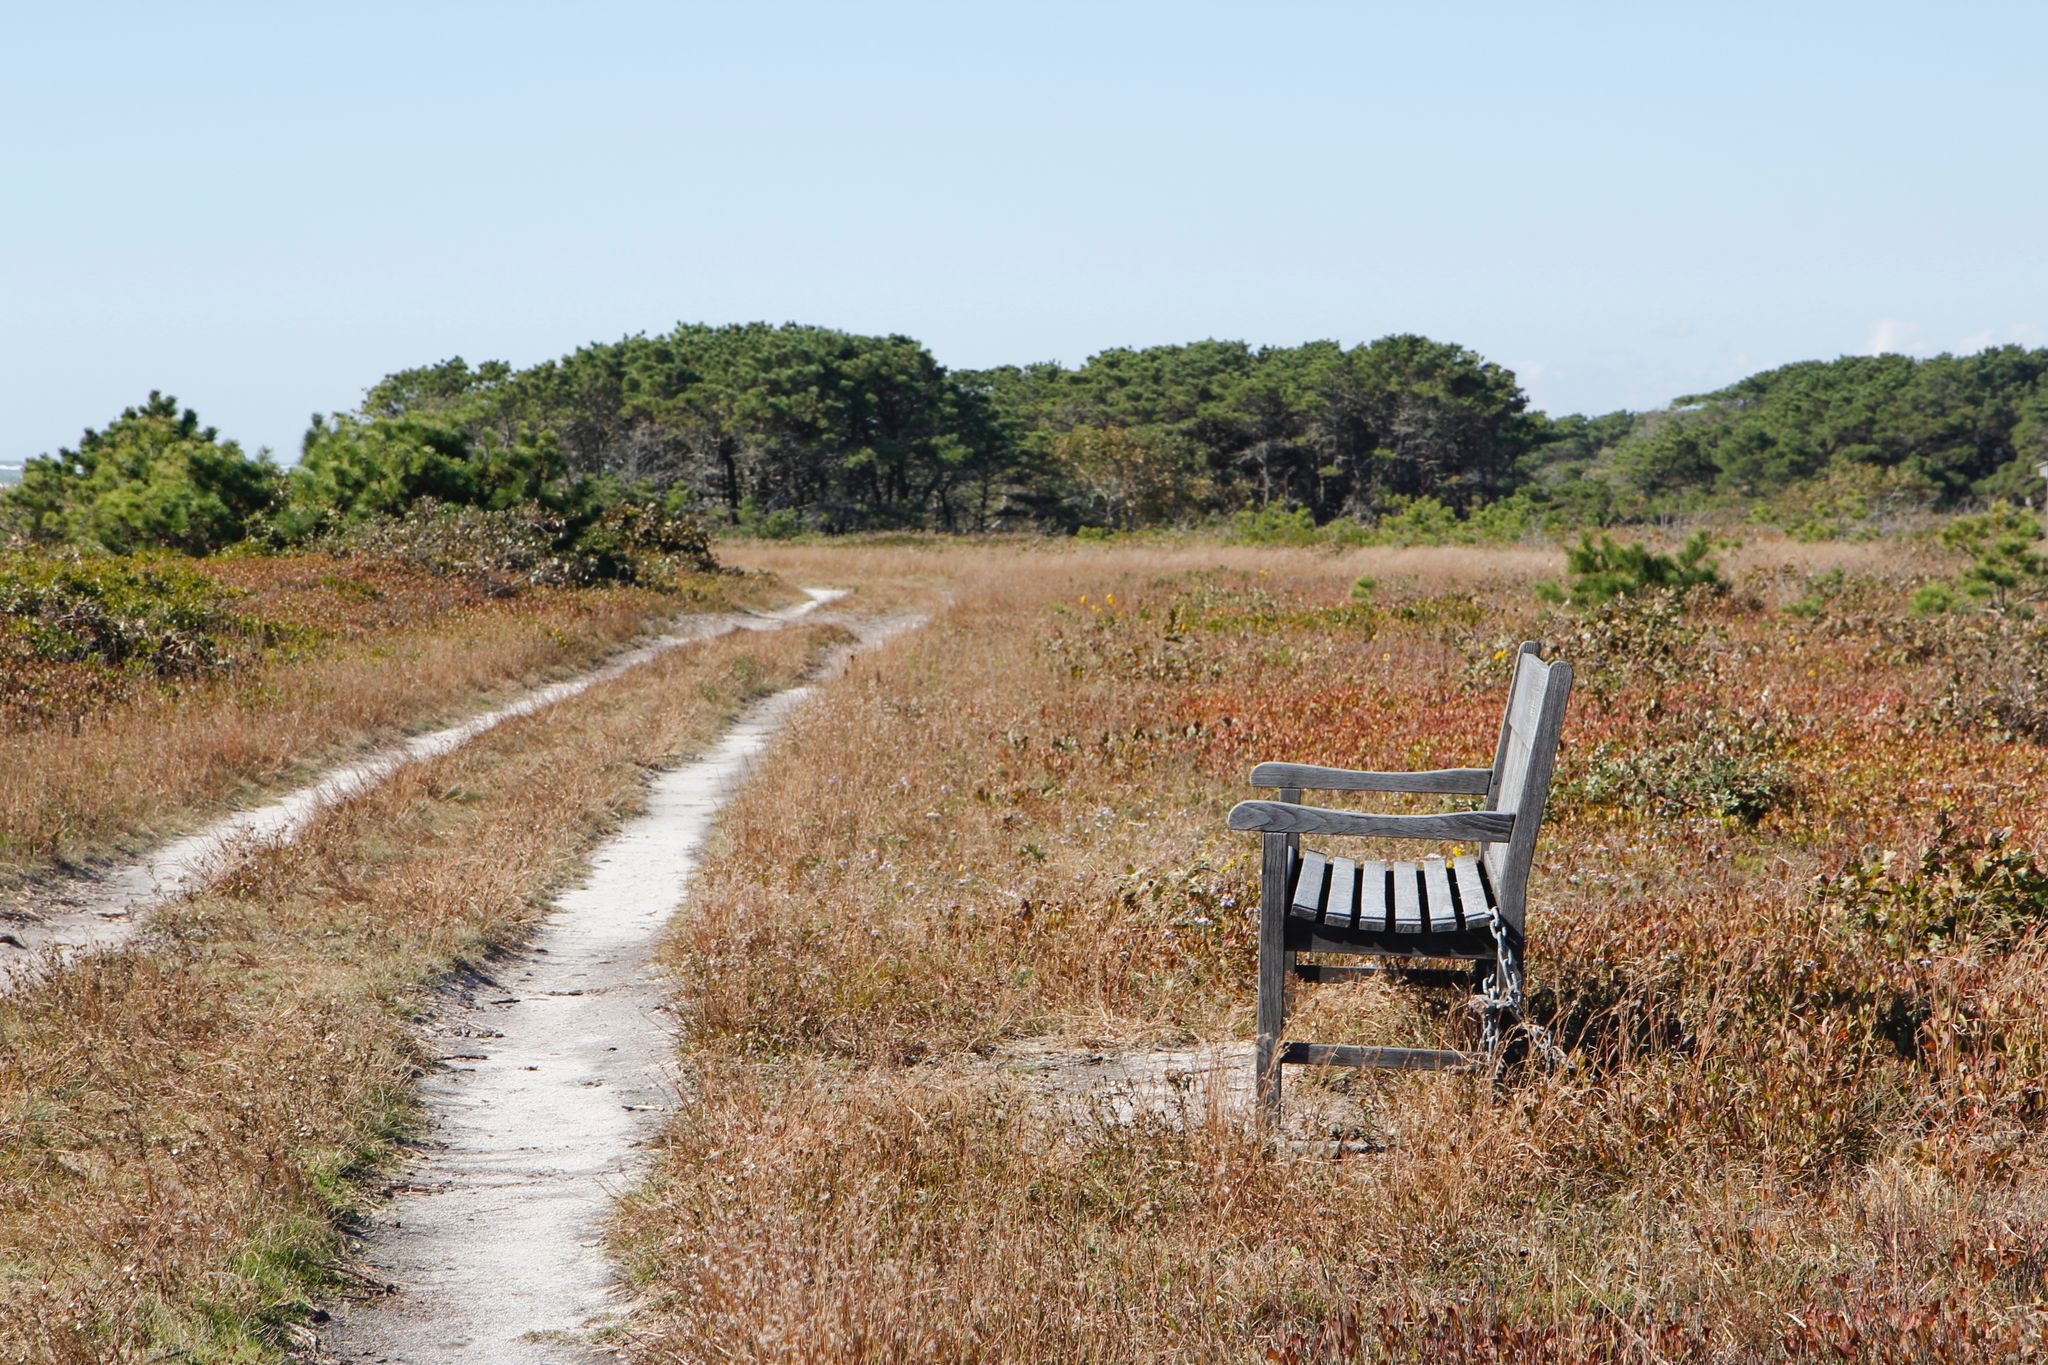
[1255, 832, 1289, 1124]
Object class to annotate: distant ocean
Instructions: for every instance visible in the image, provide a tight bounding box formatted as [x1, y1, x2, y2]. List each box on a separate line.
[0, 463, 20, 487]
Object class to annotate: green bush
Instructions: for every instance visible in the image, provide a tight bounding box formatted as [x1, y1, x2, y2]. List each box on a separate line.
[317, 502, 580, 587]
[733, 498, 806, 541]
[320, 497, 717, 588]
[5, 394, 281, 554]
[1565, 720, 1792, 825]
[1226, 504, 1322, 546]
[1364, 491, 1545, 546]
[1817, 814, 2048, 953]
[1544, 530, 1725, 605]
[1545, 589, 1709, 720]
[282, 415, 566, 540]
[570, 500, 717, 580]
[1912, 502, 2048, 615]
[1369, 495, 1465, 545]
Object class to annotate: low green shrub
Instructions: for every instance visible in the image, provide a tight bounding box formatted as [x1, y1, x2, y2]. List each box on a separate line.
[1542, 530, 1725, 606]
[0, 553, 252, 677]
[1911, 502, 2048, 615]
[570, 501, 717, 580]
[734, 498, 806, 541]
[1226, 504, 1325, 546]
[319, 497, 716, 589]
[5, 394, 281, 554]
[1564, 714, 1792, 825]
[1547, 588, 1710, 717]
[316, 502, 580, 588]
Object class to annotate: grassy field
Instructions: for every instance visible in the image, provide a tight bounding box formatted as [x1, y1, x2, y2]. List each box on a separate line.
[609, 537, 2048, 1362]
[0, 550, 786, 893]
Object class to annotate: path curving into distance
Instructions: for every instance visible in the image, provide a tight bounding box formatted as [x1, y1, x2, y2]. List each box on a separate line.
[0, 591, 842, 986]
[317, 608, 921, 1364]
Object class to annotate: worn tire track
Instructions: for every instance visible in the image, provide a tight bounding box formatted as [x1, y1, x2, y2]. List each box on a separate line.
[1, 592, 838, 987]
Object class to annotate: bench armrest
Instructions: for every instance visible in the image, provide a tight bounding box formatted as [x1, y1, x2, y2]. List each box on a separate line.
[1227, 800, 1514, 841]
[1248, 762, 1491, 795]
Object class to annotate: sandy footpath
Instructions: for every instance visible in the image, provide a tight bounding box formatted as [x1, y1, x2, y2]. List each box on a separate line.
[317, 606, 920, 1364]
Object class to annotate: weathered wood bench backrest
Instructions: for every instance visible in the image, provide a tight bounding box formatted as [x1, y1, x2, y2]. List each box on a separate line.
[1481, 642, 1574, 935]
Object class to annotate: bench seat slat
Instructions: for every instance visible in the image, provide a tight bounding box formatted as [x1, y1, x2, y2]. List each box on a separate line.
[1452, 855, 1494, 930]
[1422, 856, 1458, 933]
[1392, 860, 1422, 933]
[1288, 851, 1496, 940]
[1359, 859, 1390, 932]
[1324, 856, 1359, 929]
[1291, 850, 1328, 918]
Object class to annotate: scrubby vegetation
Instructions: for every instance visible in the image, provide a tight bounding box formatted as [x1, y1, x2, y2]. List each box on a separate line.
[1544, 529, 1726, 605]
[6, 322, 2048, 1361]
[1911, 502, 2048, 615]
[3, 392, 718, 579]
[5, 394, 278, 554]
[0, 549, 766, 886]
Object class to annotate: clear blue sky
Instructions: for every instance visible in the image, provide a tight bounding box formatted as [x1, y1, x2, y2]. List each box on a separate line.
[5, 1, 2045, 464]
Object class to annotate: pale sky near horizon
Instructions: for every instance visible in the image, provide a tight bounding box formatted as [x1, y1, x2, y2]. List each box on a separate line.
[4, 1, 2045, 464]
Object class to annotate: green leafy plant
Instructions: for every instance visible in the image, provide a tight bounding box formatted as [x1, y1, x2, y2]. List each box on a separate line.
[0, 553, 252, 677]
[1226, 504, 1322, 546]
[1548, 589, 1709, 718]
[570, 500, 717, 580]
[316, 501, 580, 587]
[1564, 713, 1792, 824]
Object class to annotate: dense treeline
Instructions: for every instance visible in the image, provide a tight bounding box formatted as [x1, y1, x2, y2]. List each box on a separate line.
[1601, 347, 2048, 514]
[354, 327, 2048, 533]
[8, 328, 2048, 555]
[350, 326, 1544, 532]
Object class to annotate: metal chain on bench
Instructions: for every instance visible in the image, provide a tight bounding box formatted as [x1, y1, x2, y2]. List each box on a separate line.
[1479, 917, 1570, 1076]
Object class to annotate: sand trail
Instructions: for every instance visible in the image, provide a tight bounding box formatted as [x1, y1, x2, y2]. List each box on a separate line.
[319, 606, 918, 1363]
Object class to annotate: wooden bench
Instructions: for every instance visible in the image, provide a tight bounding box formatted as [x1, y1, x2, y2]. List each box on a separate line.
[1226, 641, 1573, 1120]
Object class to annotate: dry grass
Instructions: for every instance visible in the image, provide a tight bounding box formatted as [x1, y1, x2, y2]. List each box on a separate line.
[0, 553, 791, 892]
[615, 537, 2048, 1362]
[0, 620, 842, 1362]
